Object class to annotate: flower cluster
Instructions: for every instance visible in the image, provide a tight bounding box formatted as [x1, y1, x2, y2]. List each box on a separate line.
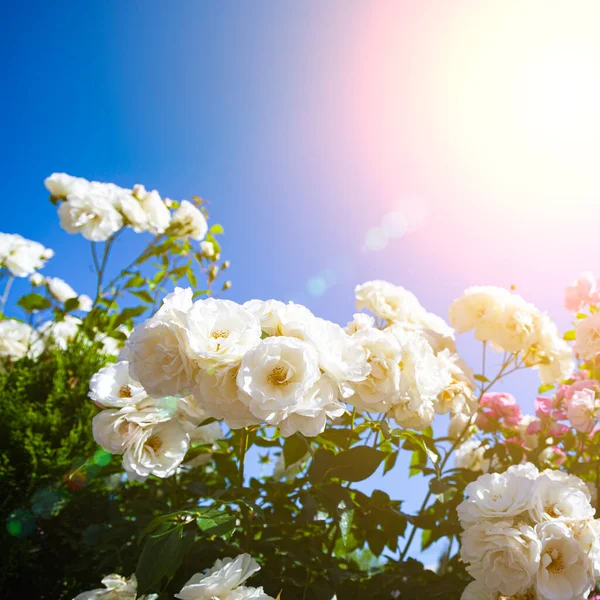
[73, 573, 157, 600]
[0, 319, 44, 363]
[352, 280, 477, 431]
[45, 173, 208, 242]
[175, 553, 274, 600]
[565, 272, 600, 313]
[89, 360, 223, 481]
[0, 232, 53, 277]
[449, 286, 574, 384]
[122, 281, 474, 439]
[459, 464, 600, 600]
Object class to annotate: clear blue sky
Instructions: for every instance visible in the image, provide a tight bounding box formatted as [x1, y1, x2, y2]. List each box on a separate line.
[4, 1, 595, 563]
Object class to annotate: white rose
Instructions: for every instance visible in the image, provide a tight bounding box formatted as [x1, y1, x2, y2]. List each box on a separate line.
[455, 438, 490, 472]
[448, 411, 474, 439]
[38, 315, 81, 350]
[461, 520, 540, 597]
[303, 317, 370, 398]
[345, 312, 375, 335]
[89, 361, 148, 408]
[355, 280, 424, 323]
[243, 299, 314, 339]
[390, 398, 435, 430]
[127, 288, 199, 398]
[47, 276, 77, 302]
[134, 187, 171, 234]
[434, 349, 477, 415]
[122, 420, 189, 481]
[1, 234, 52, 277]
[349, 328, 401, 412]
[117, 193, 151, 233]
[536, 521, 594, 600]
[92, 409, 141, 454]
[573, 518, 600, 580]
[186, 298, 261, 370]
[78, 294, 93, 312]
[237, 336, 321, 424]
[58, 191, 124, 241]
[529, 315, 574, 384]
[171, 200, 208, 240]
[44, 172, 91, 199]
[196, 364, 259, 429]
[277, 376, 345, 438]
[29, 272, 45, 286]
[448, 286, 512, 339]
[200, 240, 216, 258]
[387, 328, 452, 421]
[528, 473, 594, 523]
[0, 319, 44, 361]
[175, 554, 273, 600]
[457, 470, 536, 527]
[73, 572, 141, 600]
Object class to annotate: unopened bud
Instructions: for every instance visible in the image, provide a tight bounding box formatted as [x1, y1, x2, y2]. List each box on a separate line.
[29, 273, 45, 287]
[223, 280, 232, 290]
[209, 265, 219, 281]
[132, 184, 146, 199]
[200, 240, 215, 258]
[221, 260, 230, 270]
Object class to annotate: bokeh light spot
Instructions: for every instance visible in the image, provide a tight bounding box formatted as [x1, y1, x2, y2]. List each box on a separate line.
[6, 509, 35, 538]
[307, 275, 328, 297]
[381, 211, 408, 239]
[364, 227, 388, 251]
[93, 449, 113, 467]
[31, 487, 66, 518]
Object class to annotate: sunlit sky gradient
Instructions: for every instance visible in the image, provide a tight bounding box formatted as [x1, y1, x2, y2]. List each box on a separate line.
[5, 1, 600, 561]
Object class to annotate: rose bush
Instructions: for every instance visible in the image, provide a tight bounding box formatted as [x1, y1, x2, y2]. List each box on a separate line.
[3, 176, 600, 600]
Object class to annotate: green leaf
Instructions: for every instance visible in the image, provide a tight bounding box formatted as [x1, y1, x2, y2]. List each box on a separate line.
[318, 447, 388, 483]
[209, 223, 224, 235]
[112, 306, 147, 329]
[124, 274, 146, 289]
[64, 297, 81, 312]
[17, 293, 52, 312]
[563, 330, 576, 341]
[339, 509, 354, 546]
[131, 290, 154, 304]
[196, 513, 237, 539]
[473, 374, 489, 383]
[283, 434, 309, 468]
[383, 450, 398, 475]
[538, 383, 555, 394]
[135, 527, 191, 594]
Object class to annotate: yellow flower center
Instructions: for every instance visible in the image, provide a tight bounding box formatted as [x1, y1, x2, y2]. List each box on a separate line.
[119, 385, 132, 398]
[267, 365, 290, 386]
[546, 548, 565, 573]
[210, 329, 230, 340]
[146, 435, 163, 453]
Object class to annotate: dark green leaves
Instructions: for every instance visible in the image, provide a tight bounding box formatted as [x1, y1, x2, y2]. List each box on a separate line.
[283, 434, 309, 467]
[17, 293, 51, 312]
[136, 527, 192, 594]
[310, 446, 388, 483]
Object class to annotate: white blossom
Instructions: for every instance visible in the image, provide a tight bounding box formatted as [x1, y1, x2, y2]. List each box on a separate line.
[175, 554, 274, 600]
[172, 200, 208, 240]
[0, 319, 44, 362]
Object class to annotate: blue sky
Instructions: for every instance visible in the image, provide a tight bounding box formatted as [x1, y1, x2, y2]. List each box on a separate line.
[5, 1, 595, 563]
